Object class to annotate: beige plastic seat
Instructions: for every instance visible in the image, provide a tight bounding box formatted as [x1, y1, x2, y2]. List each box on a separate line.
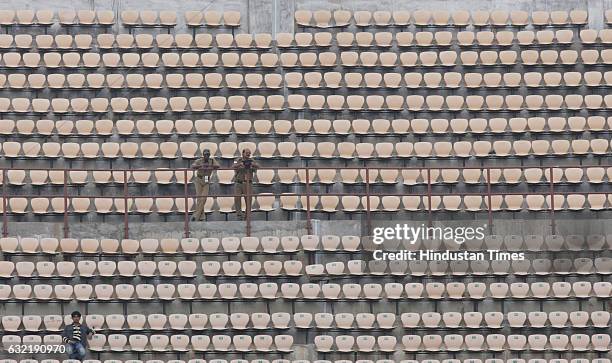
[184, 10, 205, 27]
[120, 10, 140, 26]
[469, 10, 489, 26]
[311, 10, 331, 28]
[549, 10, 569, 25]
[570, 10, 588, 25]
[532, 11, 550, 26]
[502, 10, 525, 26]
[93, 10, 114, 25]
[405, 9, 429, 26]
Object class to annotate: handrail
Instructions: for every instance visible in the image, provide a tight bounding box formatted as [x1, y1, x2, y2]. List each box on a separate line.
[0, 163, 609, 239]
[0, 164, 611, 171]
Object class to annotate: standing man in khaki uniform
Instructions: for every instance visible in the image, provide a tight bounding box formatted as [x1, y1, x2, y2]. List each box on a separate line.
[233, 148, 259, 220]
[191, 149, 219, 221]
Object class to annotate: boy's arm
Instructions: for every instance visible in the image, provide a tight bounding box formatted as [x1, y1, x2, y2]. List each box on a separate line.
[61, 326, 72, 343]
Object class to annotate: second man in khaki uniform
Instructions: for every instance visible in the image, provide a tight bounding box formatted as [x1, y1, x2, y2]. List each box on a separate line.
[233, 148, 259, 220]
[191, 149, 219, 221]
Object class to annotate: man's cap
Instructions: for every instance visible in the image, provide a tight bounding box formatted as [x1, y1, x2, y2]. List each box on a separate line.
[71, 311, 82, 317]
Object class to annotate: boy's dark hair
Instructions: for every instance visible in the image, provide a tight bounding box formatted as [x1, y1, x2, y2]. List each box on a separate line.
[71, 311, 81, 317]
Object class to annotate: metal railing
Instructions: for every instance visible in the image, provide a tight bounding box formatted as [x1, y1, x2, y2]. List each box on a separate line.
[0, 164, 609, 239]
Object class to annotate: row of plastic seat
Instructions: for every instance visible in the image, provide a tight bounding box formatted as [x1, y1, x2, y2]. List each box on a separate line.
[295, 9, 588, 28]
[4, 312, 294, 331]
[1, 360, 609, 363]
[3, 167, 612, 186]
[122, 10, 240, 27]
[2, 49, 610, 69]
[4, 70, 610, 90]
[0, 196, 342, 215]
[0, 10, 240, 27]
[297, 29, 612, 47]
[2, 139, 611, 159]
[0, 197, 189, 215]
[3, 29, 610, 50]
[3, 194, 612, 215]
[352, 311, 609, 329]
[2, 233, 607, 254]
[0, 235, 359, 254]
[3, 49, 612, 69]
[0, 259, 305, 278]
[314, 333, 610, 352]
[306, 259, 611, 276]
[2, 332, 611, 352]
[0, 360, 609, 363]
[2, 333, 293, 352]
[0, 281, 609, 300]
[275, 50, 611, 67]
[285, 71, 612, 88]
[0, 50, 309, 69]
[183, 11, 241, 27]
[0, 10, 113, 26]
[0, 34, 93, 49]
[4, 117, 610, 138]
[1, 257, 607, 278]
[121, 10, 240, 27]
[3, 192, 612, 215]
[2, 334, 610, 353]
[280, 194, 612, 212]
[9, 193, 606, 215]
[457, 234, 610, 251]
[3, 310, 608, 331]
[17, 29, 612, 51]
[310, 258, 612, 276]
[0, 33, 271, 51]
[2, 257, 610, 278]
[0, 9, 598, 29]
[0, 95, 611, 114]
[271, 167, 612, 185]
[0, 71, 285, 90]
[279, 117, 612, 134]
[145, 117, 611, 135]
[0, 169, 200, 184]
[0, 260, 303, 278]
[0, 32, 282, 51]
[275, 30, 611, 48]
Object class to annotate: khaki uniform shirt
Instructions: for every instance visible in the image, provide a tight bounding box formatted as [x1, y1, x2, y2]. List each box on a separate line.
[192, 157, 219, 182]
[233, 158, 259, 183]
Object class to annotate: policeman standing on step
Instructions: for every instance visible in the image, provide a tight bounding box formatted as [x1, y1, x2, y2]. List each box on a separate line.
[191, 149, 219, 221]
[233, 148, 259, 220]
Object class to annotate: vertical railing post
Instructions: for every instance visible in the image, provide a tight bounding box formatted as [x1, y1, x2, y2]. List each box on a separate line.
[2, 169, 7, 237]
[123, 170, 129, 240]
[549, 166, 556, 235]
[305, 167, 312, 235]
[184, 169, 190, 238]
[63, 169, 69, 238]
[365, 167, 371, 236]
[426, 167, 432, 228]
[486, 167, 493, 234]
[245, 170, 251, 237]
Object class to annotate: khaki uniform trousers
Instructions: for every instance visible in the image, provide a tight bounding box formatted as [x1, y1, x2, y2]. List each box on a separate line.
[234, 182, 252, 217]
[193, 178, 210, 220]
